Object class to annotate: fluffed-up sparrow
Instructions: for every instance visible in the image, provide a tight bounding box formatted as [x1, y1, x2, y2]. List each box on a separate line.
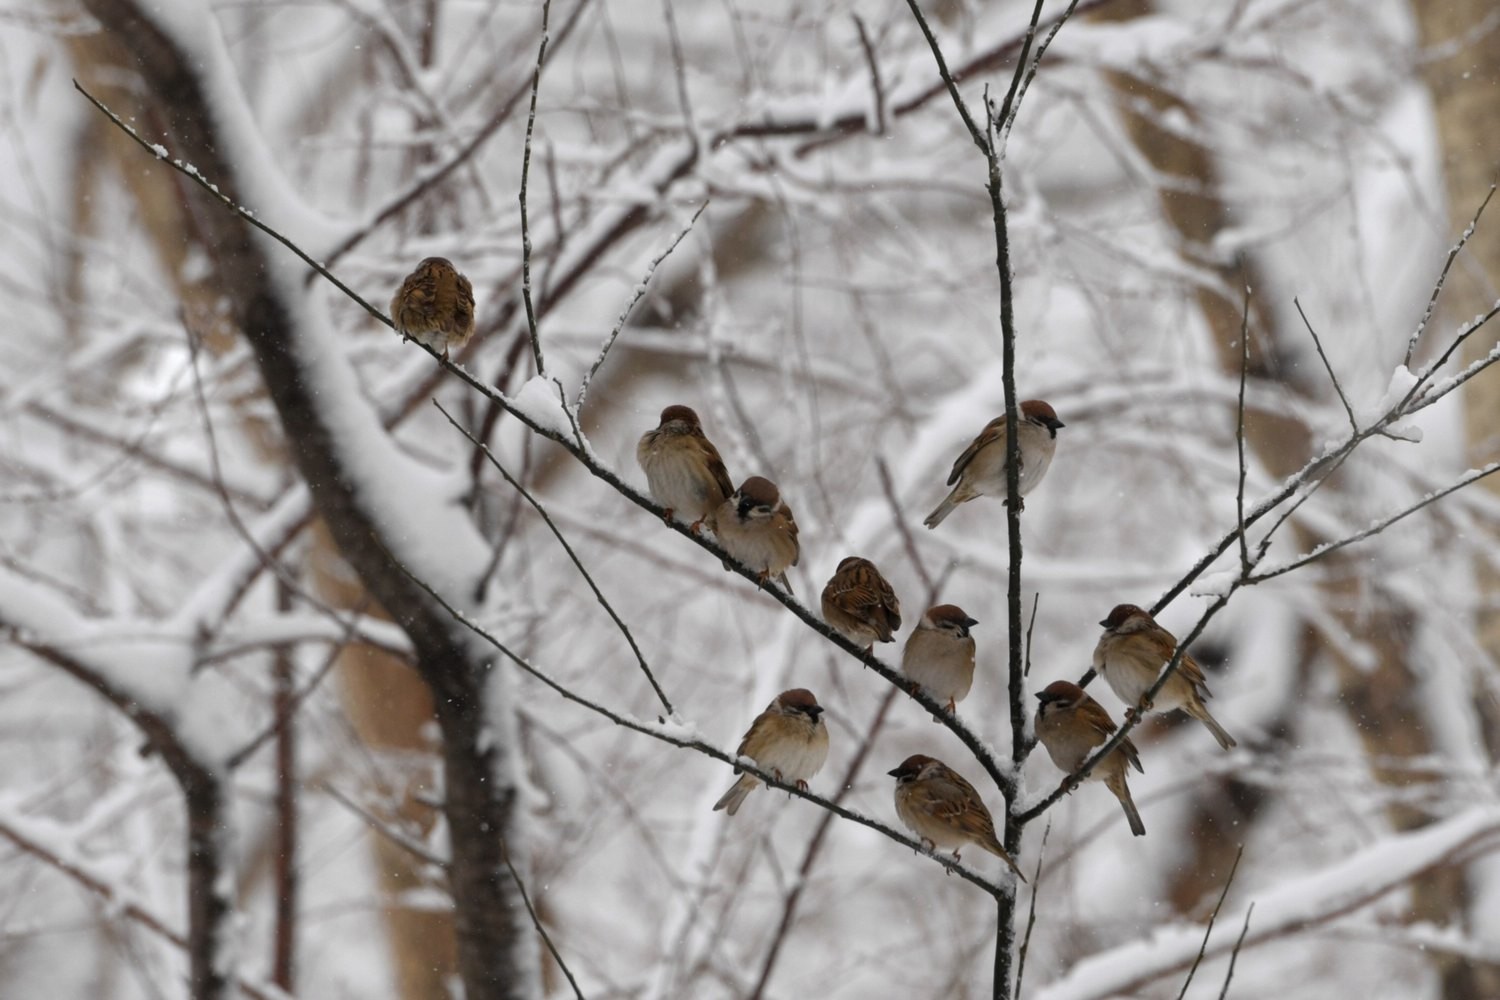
[1034, 680, 1146, 836]
[636, 405, 734, 531]
[924, 399, 1064, 527]
[389, 257, 476, 360]
[715, 476, 800, 593]
[1093, 604, 1236, 750]
[713, 688, 829, 816]
[888, 754, 1026, 880]
[901, 604, 979, 715]
[821, 556, 902, 652]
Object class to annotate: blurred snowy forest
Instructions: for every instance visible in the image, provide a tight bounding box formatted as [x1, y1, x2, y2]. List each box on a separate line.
[3, 0, 1500, 998]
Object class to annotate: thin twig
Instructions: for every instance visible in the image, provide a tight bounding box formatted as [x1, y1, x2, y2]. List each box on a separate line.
[1176, 845, 1246, 1000]
[1023, 593, 1040, 678]
[1236, 283, 1253, 574]
[0, 818, 291, 1000]
[379, 538, 1014, 898]
[1012, 822, 1049, 1000]
[320, 0, 595, 272]
[432, 398, 673, 714]
[1217, 903, 1256, 999]
[518, 0, 554, 377]
[998, 0, 1083, 143]
[227, 605, 367, 769]
[875, 455, 936, 597]
[748, 687, 901, 999]
[322, 783, 449, 869]
[660, 0, 699, 152]
[852, 14, 887, 134]
[271, 581, 298, 992]
[904, 0, 990, 154]
[577, 201, 707, 410]
[73, 81, 389, 329]
[1293, 297, 1358, 433]
[1247, 460, 1500, 583]
[502, 840, 586, 1000]
[1020, 585, 1238, 824]
[180, 319, 361, 649]
[1404, 184, 1496, 366]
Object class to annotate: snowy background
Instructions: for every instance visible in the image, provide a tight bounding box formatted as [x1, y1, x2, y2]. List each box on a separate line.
[1, 1, 1499, 998]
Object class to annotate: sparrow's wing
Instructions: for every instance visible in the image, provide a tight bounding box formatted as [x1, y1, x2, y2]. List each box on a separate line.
[452, 271, 476, 333]
[829, 565, 894, 617]
[946, 416, 1006, 486]
[1077, 697, 1119, 739]
[779, 501, 801, 567]
[690, 429, 735, 500]
[1077, 699, 1142, 774]
[1143, 624, 1211, 692]
[925, 770, 998, 840]
[733, 709, 775, 772]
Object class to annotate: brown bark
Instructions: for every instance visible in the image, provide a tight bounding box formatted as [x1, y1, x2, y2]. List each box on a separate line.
[66, 24, 463, 999]
[311, 533, 458, 999]
[1094, 4, 1461, 950]
[1412, 4, 1500, 997]
[74, 3, 538, 996]
[1093, 0, 1305, 914]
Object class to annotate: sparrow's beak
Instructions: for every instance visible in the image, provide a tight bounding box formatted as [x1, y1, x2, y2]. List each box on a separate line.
[1052, 418, 1066, 429]
[804, 706, 825, 720]
[963, 617, 980, 628]
[1033, 692, 1048, 702]
[1098, 619, 1110, 628]
[886, 765, 905, 778]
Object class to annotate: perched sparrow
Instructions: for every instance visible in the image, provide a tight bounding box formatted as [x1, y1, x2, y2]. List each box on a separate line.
[924, 399, 1065, 527]
[636, 405, 734, 531]
[389, 257, 476, 360]
[1034, 680, 1146, 836]
[821, 557, 902, 652]
[888, 754, 1026, 880]
[901, 604, 979, 715]
[1093, 604, 1236, 750]
[713, 688, 829, 816]
[715, 476, 800, 593]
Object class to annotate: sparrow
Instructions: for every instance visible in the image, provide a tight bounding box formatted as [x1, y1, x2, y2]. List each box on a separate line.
[924, 399, 1065, 527]
[714, 476, 800, 593]
[821, 556, 902, 653]
[900, 604, 979, 715]
[713, 688, 829, 816]
[1034, 680, 1146, 836]
[389, 257, 476, 360]
[636, 405, 735, 531]
[1093, 604, 1236, 750]
[888, 754, 1026, 880]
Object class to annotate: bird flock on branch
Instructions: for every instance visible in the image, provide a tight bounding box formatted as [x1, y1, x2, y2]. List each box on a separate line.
[392, 255, 1238, 879]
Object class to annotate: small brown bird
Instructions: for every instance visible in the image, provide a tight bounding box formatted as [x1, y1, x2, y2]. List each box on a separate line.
[636, 405, 734, 532]
[821, 557, 902, 652]
[889, 755, 1025, 880]
[389, 257, 476, 360]
[1034, 680, 1146, 836]
[713, 688, 830, 816]
[1093, 604, 1236, 750]
[715, 476, 800, 593]
[901, 604, 979, 714]
[924, 399, 1064, 528]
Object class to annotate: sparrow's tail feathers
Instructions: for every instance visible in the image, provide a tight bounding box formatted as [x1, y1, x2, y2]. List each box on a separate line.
[1192, 704, 1237, 750]
[981, 836, 1029, 882]
[923, 491, 961, 529]
[1113, 782, 1146, 837]
[712, 774, 757, 816]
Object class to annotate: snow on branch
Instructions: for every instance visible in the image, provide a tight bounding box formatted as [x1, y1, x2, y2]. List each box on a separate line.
[1033, 805, 1500, 1000]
